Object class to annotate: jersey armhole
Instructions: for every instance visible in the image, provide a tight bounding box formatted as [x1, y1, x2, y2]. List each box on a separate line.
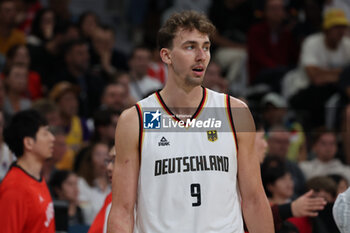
[135, 104, 143, 161]
[225, 94, 239, 152]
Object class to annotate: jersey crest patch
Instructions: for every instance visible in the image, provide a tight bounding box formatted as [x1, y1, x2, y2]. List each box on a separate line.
[207, 130, 218, 142]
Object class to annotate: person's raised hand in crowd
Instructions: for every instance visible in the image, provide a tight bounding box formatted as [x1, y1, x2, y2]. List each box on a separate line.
[291, 189, 327, 217]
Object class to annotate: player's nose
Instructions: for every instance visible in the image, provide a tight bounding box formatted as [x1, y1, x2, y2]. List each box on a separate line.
[195, 48, 207, 61]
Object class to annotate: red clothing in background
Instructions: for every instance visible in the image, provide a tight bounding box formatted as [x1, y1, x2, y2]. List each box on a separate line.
[0, 165, 55, 233]
[88, 192, 112, 233]
[247, 22, 298, 82]
[1, 70, 43, 100]
[288, 217, 313, 233]
[17, 2, 42, 34]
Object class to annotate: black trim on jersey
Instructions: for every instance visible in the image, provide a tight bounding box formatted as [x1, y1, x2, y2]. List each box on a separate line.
[135, 104, 143, 160]
[11, 162, 43, 182]
[226, 95, 239, 151]
[156, 86, 206, 121]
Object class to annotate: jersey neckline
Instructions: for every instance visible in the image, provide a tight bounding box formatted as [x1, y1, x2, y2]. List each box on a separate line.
[155, 86, 207, 122]
[11, 162, 43, 182]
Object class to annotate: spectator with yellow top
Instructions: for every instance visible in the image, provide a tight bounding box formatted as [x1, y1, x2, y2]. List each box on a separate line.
[49, 81, 90, 154]
[0, 0, 26, 56]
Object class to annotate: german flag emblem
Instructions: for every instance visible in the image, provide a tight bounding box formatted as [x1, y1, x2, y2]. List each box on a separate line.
[207, 130, 218, 142]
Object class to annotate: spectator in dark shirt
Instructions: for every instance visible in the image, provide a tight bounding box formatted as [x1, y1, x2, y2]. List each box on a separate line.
[90, 25, 128, 80]
[78, 11, 99, 42]
[208, 0, 254, 94]
[28, 22, 80, 91]
[27, 8, 56, 46]
[49, 170, 85, 228]
[51, 39, 105, 117]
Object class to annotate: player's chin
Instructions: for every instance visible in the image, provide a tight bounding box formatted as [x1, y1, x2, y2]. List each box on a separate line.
[187, 76, 203, 86]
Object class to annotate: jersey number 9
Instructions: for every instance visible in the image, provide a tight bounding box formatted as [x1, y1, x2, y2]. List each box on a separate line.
[190, 183, 201, 207]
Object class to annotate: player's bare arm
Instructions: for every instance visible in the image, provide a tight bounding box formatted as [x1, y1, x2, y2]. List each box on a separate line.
[230, 97, 274, 233]
[107, 106, 140, 233]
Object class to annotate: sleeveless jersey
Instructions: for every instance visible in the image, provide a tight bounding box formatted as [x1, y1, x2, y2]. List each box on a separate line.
[134, 87, 244, 233]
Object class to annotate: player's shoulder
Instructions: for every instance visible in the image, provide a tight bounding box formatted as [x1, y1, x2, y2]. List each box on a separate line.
[0, 169, 28, 198]
[228, 95, 249, 109]
[116, 106, 140, 137]
[226, 96, 255, 132]
[119, 105, 139, 122]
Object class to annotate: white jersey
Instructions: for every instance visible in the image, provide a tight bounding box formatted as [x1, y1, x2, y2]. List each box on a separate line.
[134, 87, 243, 233]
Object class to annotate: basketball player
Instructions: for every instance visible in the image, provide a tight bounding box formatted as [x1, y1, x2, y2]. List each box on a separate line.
[88, 146, 116, 233]
[107, 11, 274, 233]
[0, 110, 56, 232]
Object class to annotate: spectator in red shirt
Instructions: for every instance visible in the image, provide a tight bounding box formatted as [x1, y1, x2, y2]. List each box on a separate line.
[3, 44, 43, 99]
[247, 0, 298, 92]
[0, 109, 56, 233]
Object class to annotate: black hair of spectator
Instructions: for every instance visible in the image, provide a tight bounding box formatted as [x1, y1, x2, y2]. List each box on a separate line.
[327, 174, 348, 187]
[30, 8, 55, 42]
[49, 170, 72, 198]
[93, 108, 119, 127]
[76, 142, 108, 186]
[62, 39, 88, 58]
[73, 146, 89, 173]
[99, 24, 116, 35]
[3, 109, 48, 158]
[6, 44, 27, 61]
[306, 176, 337, 200]
[261, 156, 289, 197]
[90, 108, 120, 146]
[78, 11, 99, 31]
[53, 21, 78, 37]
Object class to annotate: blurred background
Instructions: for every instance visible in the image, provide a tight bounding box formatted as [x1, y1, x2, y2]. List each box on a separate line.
[1, 0, 350, 232]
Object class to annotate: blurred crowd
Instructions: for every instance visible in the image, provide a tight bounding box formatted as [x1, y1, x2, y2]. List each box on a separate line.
[1, 0, 350, 232]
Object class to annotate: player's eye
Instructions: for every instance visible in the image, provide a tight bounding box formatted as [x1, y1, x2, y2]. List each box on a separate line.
[186, 45, 194, 50]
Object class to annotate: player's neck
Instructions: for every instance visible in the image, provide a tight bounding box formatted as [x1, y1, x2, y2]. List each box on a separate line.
[160, 83, 203, 116]
[17, 154, 43, 180]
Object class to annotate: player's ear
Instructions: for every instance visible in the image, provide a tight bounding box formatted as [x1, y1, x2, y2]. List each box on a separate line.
[23, 137, 35, 151]
[160, 48, 171, 65]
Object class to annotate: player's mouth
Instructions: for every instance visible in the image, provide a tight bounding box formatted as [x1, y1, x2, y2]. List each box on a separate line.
[108, 173, 113, 182]
[192, 65, 205, 77]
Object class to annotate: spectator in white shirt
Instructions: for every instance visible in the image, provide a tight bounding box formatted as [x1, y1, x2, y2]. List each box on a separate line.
[299, 128, 350, 183]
